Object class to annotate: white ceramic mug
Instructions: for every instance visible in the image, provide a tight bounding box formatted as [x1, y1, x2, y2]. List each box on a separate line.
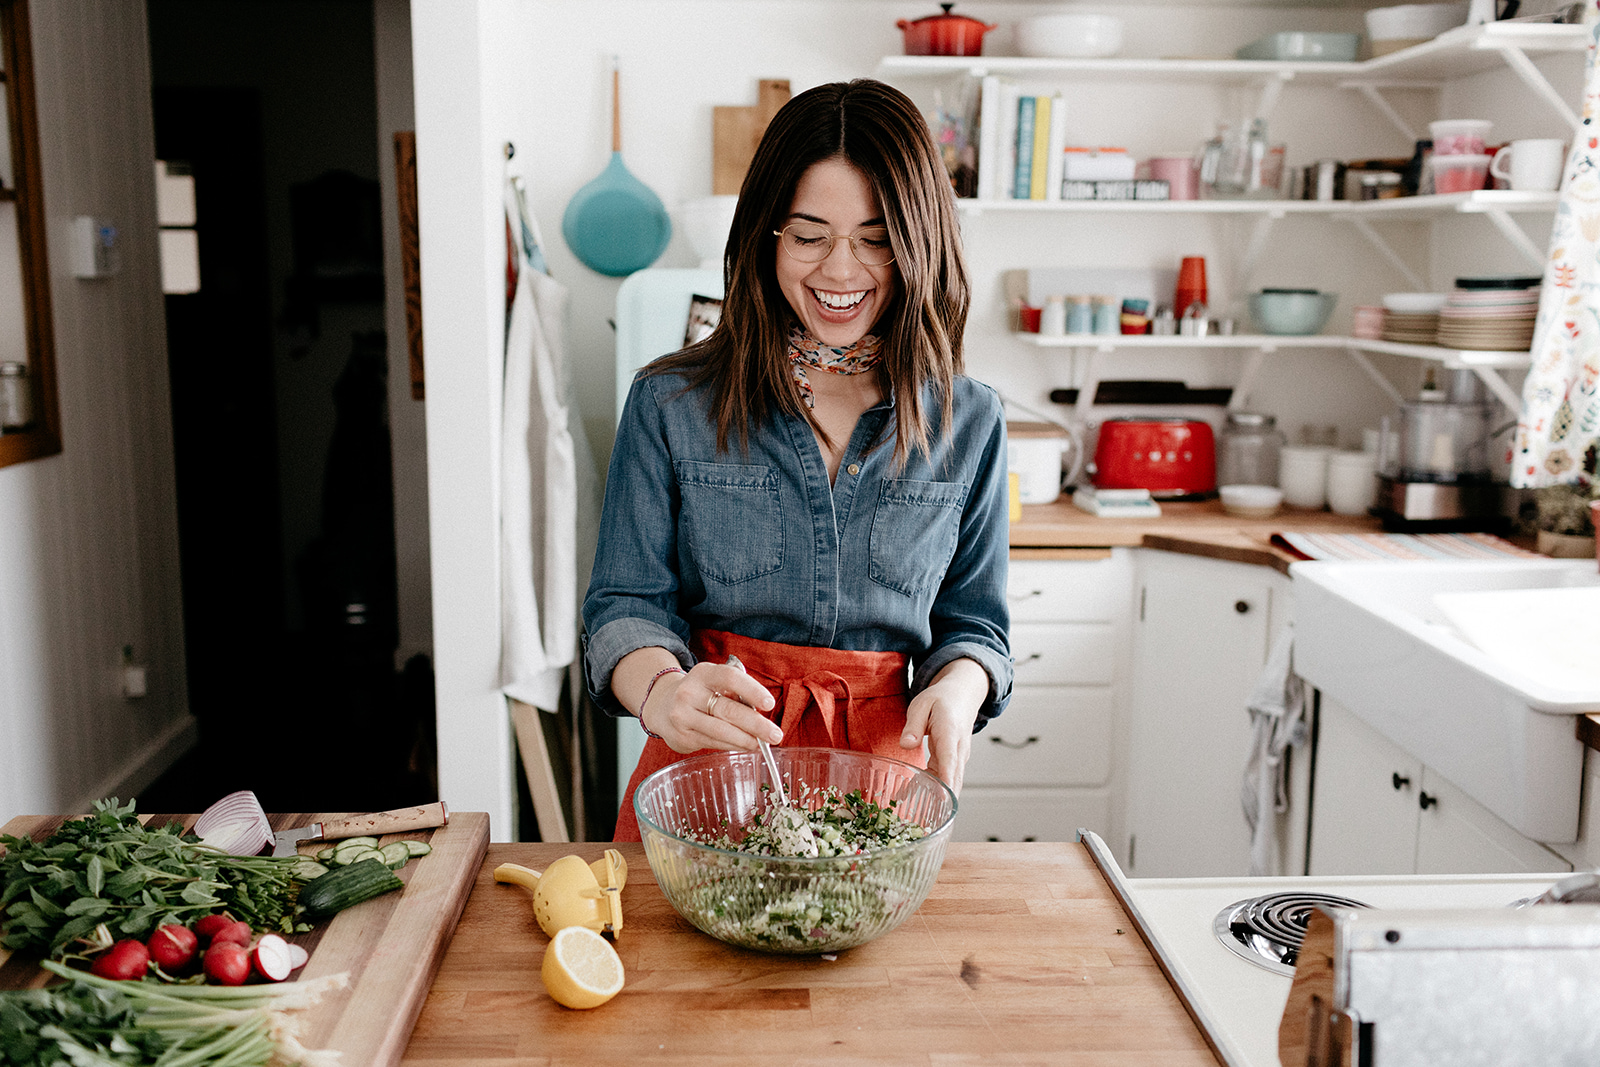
[1280, 445, 1331, 509]
[1490, 139, 1565, 192]
[1326, 450, 1377, 516]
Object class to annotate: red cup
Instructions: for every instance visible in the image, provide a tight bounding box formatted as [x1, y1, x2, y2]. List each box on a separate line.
[1018, 304, 1042, 333]
[1175, 256, 1207, 316]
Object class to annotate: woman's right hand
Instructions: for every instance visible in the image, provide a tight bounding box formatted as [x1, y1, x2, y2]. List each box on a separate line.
[641, 660, 781, 754]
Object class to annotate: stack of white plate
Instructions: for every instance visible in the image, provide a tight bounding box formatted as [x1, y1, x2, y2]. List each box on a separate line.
[1435, 282, 1540, 351]
[1380, 292, 1448, 344]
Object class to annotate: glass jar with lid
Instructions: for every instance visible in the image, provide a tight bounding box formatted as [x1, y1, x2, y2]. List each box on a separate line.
[1218, 410, 1286, 487]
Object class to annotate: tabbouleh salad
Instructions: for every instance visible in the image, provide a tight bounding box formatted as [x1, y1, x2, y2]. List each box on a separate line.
[668, 784, 938, 953]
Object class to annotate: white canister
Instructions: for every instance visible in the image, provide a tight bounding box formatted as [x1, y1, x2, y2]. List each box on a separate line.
[1326, 449, 1378, 516]
[1280, 445, 1332, 509]
[1006, 422, 1076, 505]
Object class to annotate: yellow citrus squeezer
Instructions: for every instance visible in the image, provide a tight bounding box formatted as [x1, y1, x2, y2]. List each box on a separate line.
[494, 848, 627, 938]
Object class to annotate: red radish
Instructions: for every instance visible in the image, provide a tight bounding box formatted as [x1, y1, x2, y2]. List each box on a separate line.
[287, 943, 310, 970]
[202, 941, 251, 985]
[90, 939, 150, 981]
[209, 920, 253, 948]
[146, 924, 198, 971]
[193, 914, 233, 942]
[252, 933, 295, 982]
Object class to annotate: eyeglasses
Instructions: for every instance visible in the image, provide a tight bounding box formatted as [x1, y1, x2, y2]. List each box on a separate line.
[773, 223, 895, 267]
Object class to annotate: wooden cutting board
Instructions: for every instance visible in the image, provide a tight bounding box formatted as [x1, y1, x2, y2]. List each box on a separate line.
[401, 841, 1221, 1066]
[0, 809, 488, 1067]
[713, 78, 789, 195]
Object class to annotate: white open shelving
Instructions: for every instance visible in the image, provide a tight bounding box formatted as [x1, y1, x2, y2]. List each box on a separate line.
[881, 20, 1577, 423]
[878, 21, 1587, 132]
[956, 189, 1558, 219]
[1016, 331, 1532, 414]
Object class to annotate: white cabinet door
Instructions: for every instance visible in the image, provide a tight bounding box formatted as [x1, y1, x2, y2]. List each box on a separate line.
[952, 787, 1112, 843]
[1415, 768, 1573, 876]
[1309, 698, 1572, 877]
[965, 685, 1113, 788]
[1010, 622, 1116, 685]
[1123, 551, 1285, 877]
[1308, 698, 1422, 876]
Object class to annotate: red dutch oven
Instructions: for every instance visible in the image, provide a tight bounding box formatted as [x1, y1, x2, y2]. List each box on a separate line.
[897, 3, 997, 57]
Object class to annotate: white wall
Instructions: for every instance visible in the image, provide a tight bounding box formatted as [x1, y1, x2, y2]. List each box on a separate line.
[0, 0, 189, 821]
[411, 0, 519, 837]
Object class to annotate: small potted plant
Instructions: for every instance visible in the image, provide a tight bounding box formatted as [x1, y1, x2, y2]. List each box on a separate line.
[1530, 447, 1600, 558]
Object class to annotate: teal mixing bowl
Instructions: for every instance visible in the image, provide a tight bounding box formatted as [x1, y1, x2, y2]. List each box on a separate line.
[1250, 289, 1338, 335]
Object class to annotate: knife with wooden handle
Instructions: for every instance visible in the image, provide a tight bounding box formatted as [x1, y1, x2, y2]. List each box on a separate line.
[271, 802, 448, 856]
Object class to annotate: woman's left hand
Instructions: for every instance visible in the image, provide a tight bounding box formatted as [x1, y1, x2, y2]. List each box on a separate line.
[901, 658, 990, 796]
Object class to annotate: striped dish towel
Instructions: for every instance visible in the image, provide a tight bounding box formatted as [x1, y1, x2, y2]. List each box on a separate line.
[1270, 531, 1537, 562]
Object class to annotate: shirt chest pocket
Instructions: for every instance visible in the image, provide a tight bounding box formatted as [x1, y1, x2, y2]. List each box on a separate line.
[675, 460, 784, 585]
[869, 478, 968, 597]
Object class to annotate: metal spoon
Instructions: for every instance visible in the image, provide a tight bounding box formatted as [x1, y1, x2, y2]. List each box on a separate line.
[727, 655, 818, 857]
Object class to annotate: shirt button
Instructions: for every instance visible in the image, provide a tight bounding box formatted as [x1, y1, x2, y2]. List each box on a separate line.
[846, 463, 860, 476]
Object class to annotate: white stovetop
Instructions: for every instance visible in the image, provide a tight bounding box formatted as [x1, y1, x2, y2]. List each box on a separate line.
[1122, 872, 1568, 1067]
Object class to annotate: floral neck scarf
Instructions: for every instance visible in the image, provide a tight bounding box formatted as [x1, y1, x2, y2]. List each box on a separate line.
[787, 325, 883, 409]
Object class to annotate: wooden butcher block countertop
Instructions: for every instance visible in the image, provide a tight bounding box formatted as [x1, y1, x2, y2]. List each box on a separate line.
[1, 809, 489, 1067]
[400, 840, 1220, 1067]
[1010, 497, 1387, 574]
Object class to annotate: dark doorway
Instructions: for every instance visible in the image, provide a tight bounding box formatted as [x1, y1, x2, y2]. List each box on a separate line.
[153, 85, 290, 795]
[141, 2, 430, 815]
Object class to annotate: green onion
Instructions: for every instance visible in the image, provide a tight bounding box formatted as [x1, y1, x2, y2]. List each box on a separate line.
[0, 961, 352, 1067]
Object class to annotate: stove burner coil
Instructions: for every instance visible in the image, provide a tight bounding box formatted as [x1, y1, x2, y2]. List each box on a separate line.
[1213, 892, 1369, 977]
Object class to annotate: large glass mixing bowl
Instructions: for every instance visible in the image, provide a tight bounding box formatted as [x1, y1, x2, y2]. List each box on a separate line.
[634, 747, 957, 954]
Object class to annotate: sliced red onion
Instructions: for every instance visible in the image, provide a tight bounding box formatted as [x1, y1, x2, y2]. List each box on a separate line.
[253, 933, 295, 982]
[194, 790, 272, 855]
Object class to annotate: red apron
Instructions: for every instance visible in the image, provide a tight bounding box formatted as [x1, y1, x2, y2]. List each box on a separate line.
[612, 629, 922, 841]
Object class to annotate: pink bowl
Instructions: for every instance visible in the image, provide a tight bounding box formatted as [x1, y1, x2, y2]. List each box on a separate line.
[1433, 154, 1490, 194]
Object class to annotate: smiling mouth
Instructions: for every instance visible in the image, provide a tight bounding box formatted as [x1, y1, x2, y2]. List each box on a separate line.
[812, 288, 867, 311]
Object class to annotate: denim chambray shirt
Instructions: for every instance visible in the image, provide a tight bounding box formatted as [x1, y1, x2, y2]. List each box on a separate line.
[582, 367, 1012, 730]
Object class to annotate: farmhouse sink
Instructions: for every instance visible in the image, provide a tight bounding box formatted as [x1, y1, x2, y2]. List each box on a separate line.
[1292, 558, 1600, 844]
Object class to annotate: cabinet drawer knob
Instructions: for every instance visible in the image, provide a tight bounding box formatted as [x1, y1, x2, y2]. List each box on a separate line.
[990, 735, 1040, 751]
[1234, 600, 1251, 614]
[1392, 772, 1411, 790]
[1007, 589, 1044, 603]
[1419, 791, 1438, 810]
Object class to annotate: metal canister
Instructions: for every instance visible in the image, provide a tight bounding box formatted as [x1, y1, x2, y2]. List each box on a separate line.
[0, 362, 32, 431]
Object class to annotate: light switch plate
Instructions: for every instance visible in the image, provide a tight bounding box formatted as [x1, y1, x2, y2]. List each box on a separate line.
[71, 215, 120, 278]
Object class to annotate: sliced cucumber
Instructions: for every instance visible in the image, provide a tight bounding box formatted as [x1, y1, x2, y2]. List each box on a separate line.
[292, 859, 330, 881]
[378, 842, 411, 869]
[402, 841, 432, 858]
[315, 847, 337, 862]
[340, 846, 386, 867]
[335, 836, 381, 850]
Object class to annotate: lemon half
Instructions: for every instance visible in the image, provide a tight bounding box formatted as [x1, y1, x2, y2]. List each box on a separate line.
[541, 926, 624, 1009]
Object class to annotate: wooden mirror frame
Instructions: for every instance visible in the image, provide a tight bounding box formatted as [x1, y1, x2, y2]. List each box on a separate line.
[0, 0, 61, 467]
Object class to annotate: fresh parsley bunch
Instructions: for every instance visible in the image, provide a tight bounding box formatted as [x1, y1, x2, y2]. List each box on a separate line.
[0, 798, 310, 957]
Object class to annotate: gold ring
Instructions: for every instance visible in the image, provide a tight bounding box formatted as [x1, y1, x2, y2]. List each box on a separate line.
[708, 693, 722, 716]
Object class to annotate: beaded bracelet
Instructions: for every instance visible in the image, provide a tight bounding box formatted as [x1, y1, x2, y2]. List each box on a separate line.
[638, 666, 685, 739]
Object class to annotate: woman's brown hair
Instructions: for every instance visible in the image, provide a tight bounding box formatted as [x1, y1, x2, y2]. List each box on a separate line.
[646, 79, 970, 464]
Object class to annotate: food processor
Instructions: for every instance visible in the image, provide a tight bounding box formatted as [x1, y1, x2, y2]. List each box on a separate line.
[1375, 369, 1502, 530]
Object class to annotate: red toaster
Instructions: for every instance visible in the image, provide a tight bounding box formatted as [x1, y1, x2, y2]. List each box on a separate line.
[1091, 418, 1216, 497]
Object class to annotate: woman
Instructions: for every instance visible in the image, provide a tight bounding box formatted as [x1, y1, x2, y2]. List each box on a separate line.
[583, 79, 1011, 841]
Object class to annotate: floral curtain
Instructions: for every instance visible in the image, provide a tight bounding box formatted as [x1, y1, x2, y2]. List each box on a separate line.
[1513, 22, 1600, 490]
